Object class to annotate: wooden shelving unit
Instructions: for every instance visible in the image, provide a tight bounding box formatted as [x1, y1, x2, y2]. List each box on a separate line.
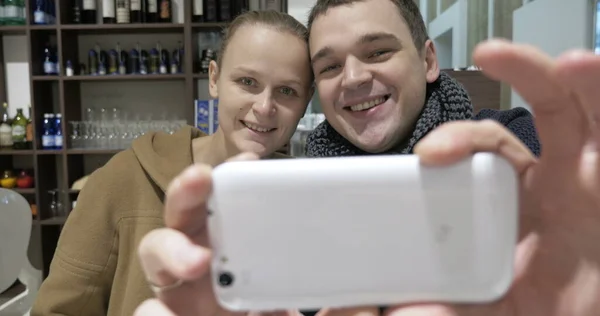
[0, 0, 286, 278]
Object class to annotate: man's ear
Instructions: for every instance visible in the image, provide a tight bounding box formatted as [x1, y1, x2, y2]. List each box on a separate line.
[208, 60, 220, 99]
[423, 39, 440, 83]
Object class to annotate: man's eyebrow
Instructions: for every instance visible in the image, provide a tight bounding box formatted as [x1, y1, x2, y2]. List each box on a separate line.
[311, 46, 333, 67]
[357, 32, 400, 45]
[310, 32, 401, 66]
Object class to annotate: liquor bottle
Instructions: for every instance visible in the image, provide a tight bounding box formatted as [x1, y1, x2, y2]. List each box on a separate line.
[88, 47, 98, 75]
[97, 43, 108, 75]
[108, 46, 119, 74]
[25, 104, 33, 149]
[116, 0, 130, 23]
[146, 0, 158, 22]
[149, 44, 159, 74]
[4, 0, 20, 25]
[139, 43, 149, 74]
[203, 0, 217, 22]
[0, 103, 12, 149]
[117, 43, 128, 74]
[33, 0, 46, 24]
[129, 44, 140, 74]
[73, 0, 83, 23]
[43, 43, 56, 75]
[158, 0, 171, 23]
[171, 41, 183, 74]
[103, 0, 116, 23]
[54, 113, 63, 150]
[41, 113, 55, 150]
[217, 0, 230, 22]
[11, 108, 27, 150]
[130, 0, 142, 23]
[193, 0, 204, 22]
[82, 0, 97, 24]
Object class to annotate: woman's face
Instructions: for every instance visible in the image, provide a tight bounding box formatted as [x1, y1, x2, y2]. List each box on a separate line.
[209, 24, 313, 157]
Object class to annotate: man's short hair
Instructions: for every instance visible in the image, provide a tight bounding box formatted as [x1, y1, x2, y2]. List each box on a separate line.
[307, 0, 429, 52]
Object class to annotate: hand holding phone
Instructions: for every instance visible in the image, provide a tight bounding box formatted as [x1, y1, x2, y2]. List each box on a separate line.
[207, 152, 518, 312]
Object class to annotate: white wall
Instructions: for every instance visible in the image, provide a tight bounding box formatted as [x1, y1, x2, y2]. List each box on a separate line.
[511, 0, 594, 110]
[3, 35, 30, 118]
[288, 0, 316, 26]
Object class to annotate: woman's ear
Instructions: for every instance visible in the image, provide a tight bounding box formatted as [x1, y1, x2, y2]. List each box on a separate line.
[208, 60, 220, 99]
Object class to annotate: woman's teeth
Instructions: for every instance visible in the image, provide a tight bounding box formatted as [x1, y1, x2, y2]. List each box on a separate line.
[349, 96, 387, 112]
[243, 121, 274, 133]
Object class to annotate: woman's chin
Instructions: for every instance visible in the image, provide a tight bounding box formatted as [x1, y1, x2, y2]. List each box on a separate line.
[236, 140, 271, 158]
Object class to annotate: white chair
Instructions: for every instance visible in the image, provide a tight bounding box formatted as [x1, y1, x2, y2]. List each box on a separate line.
[0, 189, 43, 316]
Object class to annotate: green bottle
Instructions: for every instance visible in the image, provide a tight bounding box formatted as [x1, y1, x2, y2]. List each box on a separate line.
[11, 108, 27, 149]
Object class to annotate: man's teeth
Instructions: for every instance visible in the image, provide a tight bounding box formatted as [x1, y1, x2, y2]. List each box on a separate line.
[349, 96, 386, 112]
[243, 121, 273, 132]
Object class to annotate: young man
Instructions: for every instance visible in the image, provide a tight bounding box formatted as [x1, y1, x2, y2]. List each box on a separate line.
[133, 1, 600, 315]
[305, 0, 540, 157]
[303, 0, 600, 315]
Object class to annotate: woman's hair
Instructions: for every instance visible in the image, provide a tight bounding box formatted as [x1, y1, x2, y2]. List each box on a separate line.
[216, 10, 309, 68]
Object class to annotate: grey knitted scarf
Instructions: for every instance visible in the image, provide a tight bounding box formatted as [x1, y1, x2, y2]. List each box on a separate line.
[305, 72, 474, 157]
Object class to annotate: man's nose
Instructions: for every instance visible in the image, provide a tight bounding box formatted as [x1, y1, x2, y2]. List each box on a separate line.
[341, 57, 372, 90]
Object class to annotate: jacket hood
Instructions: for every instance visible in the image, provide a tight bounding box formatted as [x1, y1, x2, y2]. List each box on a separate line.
[131, 126, 204, 193]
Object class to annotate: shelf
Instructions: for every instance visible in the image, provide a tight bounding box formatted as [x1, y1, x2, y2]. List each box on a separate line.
[12, 188, 36, 194]
[29, 24, 57, 31]
[61, 23, 184, 34]
[194, 73, 209, 79]
[32, 75, 60, 81]
[66, 149, 121, 155]
[36, 149, 63, 155]
[191, 22, 228, 30]
[40, 217, 67, 226]
[63, 74, 186, 81]
[0, 25, 27, 34]
[0, 149, 34, 155]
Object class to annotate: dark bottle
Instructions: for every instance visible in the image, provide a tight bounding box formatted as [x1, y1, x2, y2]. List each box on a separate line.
[88, 48, 98, 75]
[146, 0, 158, 22]
[108, 48, 119, 74]
[139, 44, 149, 74]
[82, 0, 97, 24]
[43, 43, 56, 75]
[33, 0, 46, 24]
[231, 0, 249, 19]
[129, 44, 140, 74]
[116, 0, 130, 23]
[193, 0, 204, 22]
[103, 0, 116, 23]
[171, 41, 183, 74]
[130, 0, 143, 23]
[149, 46, 159, 74]
[72, 0, 82, 23]
[118, 43, 129, 74]
[203, 0, 217, 22]
[98, 44, 109, 75]
[217, 0, 231, 22]
[158, 0, 171, 23]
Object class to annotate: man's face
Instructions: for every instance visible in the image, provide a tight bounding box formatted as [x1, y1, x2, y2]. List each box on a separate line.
[309, 0, 439, 153]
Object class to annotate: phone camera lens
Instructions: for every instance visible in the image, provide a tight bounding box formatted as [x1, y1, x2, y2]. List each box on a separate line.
[218, 271, 234, 287]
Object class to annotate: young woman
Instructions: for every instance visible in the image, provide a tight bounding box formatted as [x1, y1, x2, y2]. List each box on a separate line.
[31, 11, 314, 316]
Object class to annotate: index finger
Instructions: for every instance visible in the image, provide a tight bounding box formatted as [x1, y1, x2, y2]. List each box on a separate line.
[473, 39, 587, 160]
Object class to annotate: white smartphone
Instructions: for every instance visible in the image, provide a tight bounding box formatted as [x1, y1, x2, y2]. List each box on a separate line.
[207, 152, 519, 312]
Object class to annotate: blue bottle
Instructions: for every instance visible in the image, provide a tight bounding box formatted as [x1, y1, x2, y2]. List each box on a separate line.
[54, 113, 62, 149]
[41, 113, 55, 150]
[33, 0, 46, 25]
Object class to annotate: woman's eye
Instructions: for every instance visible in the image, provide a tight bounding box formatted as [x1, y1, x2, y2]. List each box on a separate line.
[280, 87, 295, 96]
[240, 78, 255, 86]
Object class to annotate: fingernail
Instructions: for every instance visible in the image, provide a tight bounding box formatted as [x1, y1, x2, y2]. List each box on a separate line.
[177, 246, 207, 264]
